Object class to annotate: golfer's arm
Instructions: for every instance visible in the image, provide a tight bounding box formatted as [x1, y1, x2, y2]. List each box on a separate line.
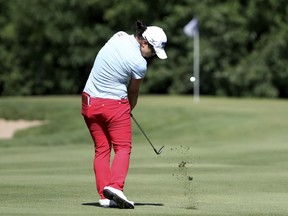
[128, 78, 142, 111]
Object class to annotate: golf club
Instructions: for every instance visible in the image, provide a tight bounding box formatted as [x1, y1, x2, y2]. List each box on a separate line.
[131, 113, 164, 155]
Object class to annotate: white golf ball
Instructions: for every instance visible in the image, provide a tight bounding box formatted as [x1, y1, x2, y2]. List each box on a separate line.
[190, 76, 196, 82]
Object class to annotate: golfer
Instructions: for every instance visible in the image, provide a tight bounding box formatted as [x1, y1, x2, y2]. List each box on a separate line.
[81, 20, 167, 209]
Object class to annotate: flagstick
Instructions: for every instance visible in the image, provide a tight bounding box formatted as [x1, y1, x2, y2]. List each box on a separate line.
[193, 31, 200, 103]
[183, 17, 200, 103]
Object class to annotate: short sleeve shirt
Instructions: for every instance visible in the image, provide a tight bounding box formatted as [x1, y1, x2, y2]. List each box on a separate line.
[83, 32, 147, 100]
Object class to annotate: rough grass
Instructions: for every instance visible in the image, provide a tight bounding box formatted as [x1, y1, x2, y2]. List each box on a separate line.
[0, 95, 288, 216]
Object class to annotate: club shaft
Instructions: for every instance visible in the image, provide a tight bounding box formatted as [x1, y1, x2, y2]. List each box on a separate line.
[131, 114, 157, 151]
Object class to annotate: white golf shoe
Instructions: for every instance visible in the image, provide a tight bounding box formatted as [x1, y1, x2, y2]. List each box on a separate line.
[99, 199, 118, 208]
[103, 186, 134, 209]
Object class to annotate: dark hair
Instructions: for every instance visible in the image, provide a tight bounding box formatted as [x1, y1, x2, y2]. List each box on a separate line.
[135, 20, 147, 39]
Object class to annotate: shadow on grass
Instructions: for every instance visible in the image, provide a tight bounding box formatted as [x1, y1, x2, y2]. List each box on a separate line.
[82, 202, 164, 208]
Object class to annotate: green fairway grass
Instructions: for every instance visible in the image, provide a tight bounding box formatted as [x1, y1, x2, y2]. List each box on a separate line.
[0, 96, 288, 216]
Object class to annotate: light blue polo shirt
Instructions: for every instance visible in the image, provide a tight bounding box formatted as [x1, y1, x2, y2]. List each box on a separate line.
[83, 31, 147, 100]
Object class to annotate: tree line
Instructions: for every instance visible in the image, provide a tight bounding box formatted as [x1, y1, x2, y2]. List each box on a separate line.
[0, 0, 287, 98]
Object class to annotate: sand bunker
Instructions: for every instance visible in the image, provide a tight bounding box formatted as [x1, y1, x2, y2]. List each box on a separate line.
[0, 119, 44, 139]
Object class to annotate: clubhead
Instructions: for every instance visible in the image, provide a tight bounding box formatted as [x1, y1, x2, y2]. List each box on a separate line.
[155, 146, 165, 155]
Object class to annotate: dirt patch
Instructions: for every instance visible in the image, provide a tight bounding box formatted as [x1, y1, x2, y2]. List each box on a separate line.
[0, 119, 44, 139]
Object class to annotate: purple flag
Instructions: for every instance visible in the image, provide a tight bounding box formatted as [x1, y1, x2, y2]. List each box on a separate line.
[184, 18, 198, 37]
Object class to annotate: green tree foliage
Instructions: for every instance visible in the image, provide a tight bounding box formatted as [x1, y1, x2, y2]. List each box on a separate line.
[213, 0, 288, 98]
[0, 0, 287, 97]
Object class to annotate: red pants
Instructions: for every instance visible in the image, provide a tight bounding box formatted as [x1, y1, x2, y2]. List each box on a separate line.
[81, 92, 132, 199]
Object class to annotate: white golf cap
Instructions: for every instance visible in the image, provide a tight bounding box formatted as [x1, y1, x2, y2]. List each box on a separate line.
[142, 26, 167, 59]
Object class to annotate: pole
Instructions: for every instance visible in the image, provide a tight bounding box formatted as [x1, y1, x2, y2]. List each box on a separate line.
[183, 17, 200, 103]
[193, 31, 200, 103]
